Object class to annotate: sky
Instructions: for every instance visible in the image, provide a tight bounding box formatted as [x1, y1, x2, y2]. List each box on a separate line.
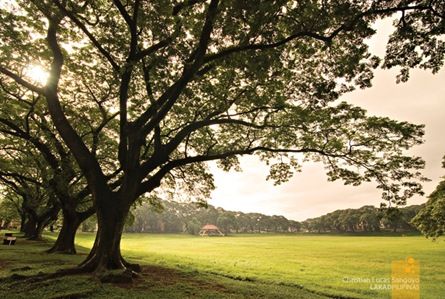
[208, 19, 445, 221]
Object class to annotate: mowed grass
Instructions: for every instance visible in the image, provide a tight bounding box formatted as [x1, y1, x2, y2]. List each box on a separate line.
[75, 233, 445, 299]
[0, 236, 326, 299]
[0, 233, 443, 298]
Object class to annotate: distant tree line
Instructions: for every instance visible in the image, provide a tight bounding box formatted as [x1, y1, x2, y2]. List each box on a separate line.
[301, 205, 422, 233]
[1, 196, 424, 235]
[121, 201, 423, 235]
[124, 201, 301, 235]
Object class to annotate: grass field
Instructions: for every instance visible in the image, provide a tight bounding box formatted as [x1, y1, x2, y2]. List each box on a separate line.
[1, 233, 444, 298]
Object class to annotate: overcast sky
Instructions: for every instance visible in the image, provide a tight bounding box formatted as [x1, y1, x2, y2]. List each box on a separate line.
[208, 19, 445, 221]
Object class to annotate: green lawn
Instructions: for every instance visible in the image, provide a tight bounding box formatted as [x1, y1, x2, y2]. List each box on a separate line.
[85, 233, 445, 299]
[1, 233, 444, 298]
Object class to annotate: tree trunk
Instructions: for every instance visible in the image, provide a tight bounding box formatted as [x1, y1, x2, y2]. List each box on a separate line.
[23, 217, 37, 238]
[76, 197, 138, 273]
[19, 213, 26, 232]
[28, 221, 45, 240]
[47, 211, 81, 254]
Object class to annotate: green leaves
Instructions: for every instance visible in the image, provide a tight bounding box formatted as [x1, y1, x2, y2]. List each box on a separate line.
[383, 1, 445, 82]
[412, 155, 445, 239]
[1, 0, 442, 208]
[412, 180, 445, 239]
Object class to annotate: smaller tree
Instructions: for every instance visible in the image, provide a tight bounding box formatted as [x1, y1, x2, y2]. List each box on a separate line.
[0, 194, 20, 229]
[217, 213, 236, 234]
[358, 206, 381, 232]
[186, 217, 201, 235]
[413, 157, 445, 239]
[0, 146, 60, 240]
[380, 207, 403, 233]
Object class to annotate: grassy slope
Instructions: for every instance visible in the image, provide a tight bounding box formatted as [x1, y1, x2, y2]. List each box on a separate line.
[1, 233, 444, 298]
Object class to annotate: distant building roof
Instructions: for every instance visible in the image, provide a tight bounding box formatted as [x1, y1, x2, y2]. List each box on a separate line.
[201, 224, 219, 230]
[199, 224, 224, 236]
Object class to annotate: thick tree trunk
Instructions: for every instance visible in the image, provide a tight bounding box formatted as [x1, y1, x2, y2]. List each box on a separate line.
[23, 217, 37, 239]
[76, 197, 137, 274]
[28, 221, 46, 240]
[47, 211, 81, 254]
[19, 213, 26, 232]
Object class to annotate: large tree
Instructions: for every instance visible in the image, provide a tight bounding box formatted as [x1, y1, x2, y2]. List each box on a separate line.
[0, 1, 443, 274]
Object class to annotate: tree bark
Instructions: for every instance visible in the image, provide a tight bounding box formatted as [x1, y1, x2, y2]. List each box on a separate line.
[28, 220, 46, 240]
[19, 212, 26, 232]
[23, 204, 59, 240]
[75, 196, 137, 273]
[22, 217, 37, 239]
[47, 211, 81, 254]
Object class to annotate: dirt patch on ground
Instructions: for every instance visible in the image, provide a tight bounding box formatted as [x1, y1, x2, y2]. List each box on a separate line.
[141, 265, 186, 285]
[113, 264, 228, 293]
[0, 259, 10, 268]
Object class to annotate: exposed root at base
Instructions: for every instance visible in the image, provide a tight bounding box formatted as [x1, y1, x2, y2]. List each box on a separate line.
[46, 247, 77, 255]
[99, 269, 139, 283]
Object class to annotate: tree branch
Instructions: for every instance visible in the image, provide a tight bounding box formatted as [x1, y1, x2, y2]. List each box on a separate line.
[172, 0, 206, 16]
[136, 0, 219, 138]
[112, 0, 133, 30]
[0, 170, 42, 187]
[203, 4, 433, 64]
[0, 117, 60, 170]
[52, 0, 120, 71]
[45, 18, 110, 197]
[135, 36, 176, 60]
[0, 66, 44, 94]
[137, 145, 352, 196]
[203, 31, 330, 64]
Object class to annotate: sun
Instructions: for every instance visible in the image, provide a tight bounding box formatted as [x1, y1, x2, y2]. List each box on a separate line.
[24, 64, 49, 86]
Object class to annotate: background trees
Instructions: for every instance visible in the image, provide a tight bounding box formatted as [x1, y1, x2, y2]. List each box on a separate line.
[302, 205, 421, 233]
[124, 200, 422, 235]
[125, 200, 302, 234]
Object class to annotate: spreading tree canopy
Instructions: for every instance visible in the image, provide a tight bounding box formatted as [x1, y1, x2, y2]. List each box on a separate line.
[0, 0, 443, 274]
